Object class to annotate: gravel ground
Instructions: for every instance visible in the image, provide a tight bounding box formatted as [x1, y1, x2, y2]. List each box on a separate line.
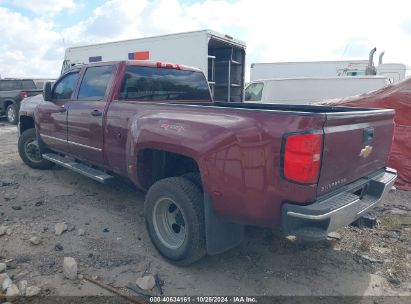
[0, 120, 410, 302]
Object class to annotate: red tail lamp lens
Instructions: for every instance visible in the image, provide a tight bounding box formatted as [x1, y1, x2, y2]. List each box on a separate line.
[283, 133, 323, 184]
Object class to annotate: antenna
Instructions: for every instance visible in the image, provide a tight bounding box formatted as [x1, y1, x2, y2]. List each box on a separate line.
[341, 44, 349, 60]
[60, 34, 66, 48]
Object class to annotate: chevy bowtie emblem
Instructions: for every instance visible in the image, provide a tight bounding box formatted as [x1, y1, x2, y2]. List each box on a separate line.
[360, 145, 373, 158]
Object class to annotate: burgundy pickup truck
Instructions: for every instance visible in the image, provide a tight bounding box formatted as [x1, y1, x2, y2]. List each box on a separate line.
[18, 60, 397, 265]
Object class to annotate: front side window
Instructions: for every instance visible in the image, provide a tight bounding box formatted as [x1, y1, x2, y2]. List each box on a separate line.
[78, 65, 113, 100]
[119, 66, 211, 101]
[245, 82, 264, 101]
[52, 72, 79, 100]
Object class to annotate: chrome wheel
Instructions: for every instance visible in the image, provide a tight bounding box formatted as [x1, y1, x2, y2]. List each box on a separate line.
[152, 197, 186, 249]
[7, 106, 16, 123]
[24, 139, 42, 163]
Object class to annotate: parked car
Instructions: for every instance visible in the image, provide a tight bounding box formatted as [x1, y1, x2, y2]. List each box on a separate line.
[0, 79, 42, 124]
[18, 60, 396, 265]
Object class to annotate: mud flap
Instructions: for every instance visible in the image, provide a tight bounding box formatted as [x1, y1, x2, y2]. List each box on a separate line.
[204, 193, 244, 255]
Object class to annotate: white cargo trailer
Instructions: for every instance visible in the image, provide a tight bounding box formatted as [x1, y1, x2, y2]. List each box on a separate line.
[62, 30, 246, 102]
[245, 76, 389, 104]
[250, 60, 369, 81]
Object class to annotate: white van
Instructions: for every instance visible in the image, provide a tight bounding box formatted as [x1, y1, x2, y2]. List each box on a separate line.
[245, 76, 389, 104]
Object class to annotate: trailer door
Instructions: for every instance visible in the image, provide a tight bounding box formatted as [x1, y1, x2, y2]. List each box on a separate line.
[208, 39, 245, 102]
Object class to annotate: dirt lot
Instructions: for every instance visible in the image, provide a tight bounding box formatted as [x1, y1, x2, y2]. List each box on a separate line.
[0, 120, 410, 301]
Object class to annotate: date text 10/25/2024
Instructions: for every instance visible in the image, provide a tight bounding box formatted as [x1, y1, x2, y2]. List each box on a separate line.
[149, 296, 257, 303]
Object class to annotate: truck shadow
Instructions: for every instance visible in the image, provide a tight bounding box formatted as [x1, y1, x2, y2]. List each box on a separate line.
[172, 226, 377, 296]
[219, 228, 376, 291]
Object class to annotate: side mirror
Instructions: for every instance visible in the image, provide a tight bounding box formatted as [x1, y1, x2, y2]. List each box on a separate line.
[43, 82, 52, 101]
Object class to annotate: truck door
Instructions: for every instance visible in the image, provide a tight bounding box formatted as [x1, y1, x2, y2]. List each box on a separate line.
[66, 64, 114, 165]
[36, 70, 80, 153]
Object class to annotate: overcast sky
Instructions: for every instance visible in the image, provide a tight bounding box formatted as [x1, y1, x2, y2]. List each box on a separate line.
[1, 0, 411, 80]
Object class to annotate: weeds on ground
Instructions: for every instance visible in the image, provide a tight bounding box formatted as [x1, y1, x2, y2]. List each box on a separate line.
[379, 214, 402, 230]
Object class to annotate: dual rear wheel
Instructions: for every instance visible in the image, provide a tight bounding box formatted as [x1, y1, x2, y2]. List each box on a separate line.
[144, 175, 206, 265]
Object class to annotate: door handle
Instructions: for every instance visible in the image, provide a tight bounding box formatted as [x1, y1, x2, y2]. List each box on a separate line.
[91, 109, 102, 117]
[57, 106, 67, 113]
[363, 127, 374, 143]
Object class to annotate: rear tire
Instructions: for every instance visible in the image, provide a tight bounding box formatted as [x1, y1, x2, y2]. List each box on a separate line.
[18, 128, 53, 169]
[6, 104, 18, 125]
[144, 177, 206, 265]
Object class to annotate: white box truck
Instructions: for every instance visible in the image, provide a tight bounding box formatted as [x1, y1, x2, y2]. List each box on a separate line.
[250, 60, 370, 81]
[244, 76, 389, 104]
[250, 49, 411, 84]
[62, 30, 246, 102]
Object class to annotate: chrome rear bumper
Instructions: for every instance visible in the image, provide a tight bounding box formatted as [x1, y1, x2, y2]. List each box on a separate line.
[281, 168, 397, 241]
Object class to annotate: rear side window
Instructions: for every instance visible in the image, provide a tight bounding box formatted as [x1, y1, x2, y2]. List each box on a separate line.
[21, 80, 36, 90]
[0, 80, 20, 91]
[119, 66, 211, 101]
[52, 72, 79, 100]
[78, 65, 113, 100]
[245, 82, 264, 101]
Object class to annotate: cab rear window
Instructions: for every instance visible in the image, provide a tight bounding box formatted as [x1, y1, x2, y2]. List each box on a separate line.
[21, 80, 36, 90]
[119, 66, 211, 101]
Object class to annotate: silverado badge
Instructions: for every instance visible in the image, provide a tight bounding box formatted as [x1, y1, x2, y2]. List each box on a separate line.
[360, 145, 373, 158]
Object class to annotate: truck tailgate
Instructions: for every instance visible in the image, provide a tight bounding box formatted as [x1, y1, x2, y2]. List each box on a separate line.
[317, 109, 394, 196]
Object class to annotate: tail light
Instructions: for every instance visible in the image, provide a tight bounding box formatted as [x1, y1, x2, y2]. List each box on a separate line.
[282, 132, 323, 184]
[20, 91, 28, 98]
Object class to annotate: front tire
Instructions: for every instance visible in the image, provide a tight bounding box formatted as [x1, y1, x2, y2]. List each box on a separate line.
[144, 177, 206, 265]
[18, 128, 53, 169]
[6, 104, 18, 124]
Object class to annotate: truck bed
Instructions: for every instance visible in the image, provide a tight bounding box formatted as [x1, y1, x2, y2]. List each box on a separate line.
[213, 101, 393, 114]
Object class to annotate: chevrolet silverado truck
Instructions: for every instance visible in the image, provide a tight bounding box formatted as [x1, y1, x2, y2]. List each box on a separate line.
[0, 79, 42, 124]
[18, 60, 397, 265]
